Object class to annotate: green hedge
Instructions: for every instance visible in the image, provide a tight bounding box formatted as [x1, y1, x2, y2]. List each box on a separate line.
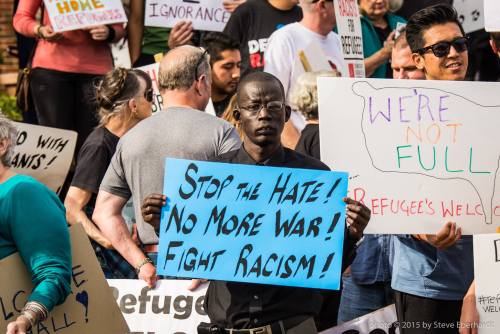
[0, 94, 22, 121]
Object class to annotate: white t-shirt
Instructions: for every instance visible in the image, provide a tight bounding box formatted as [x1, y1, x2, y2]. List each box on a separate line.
[264, 22, 346, 130]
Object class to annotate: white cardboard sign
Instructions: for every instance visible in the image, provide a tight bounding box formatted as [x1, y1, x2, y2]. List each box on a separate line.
[333, 0, 365, 78]
[11, 123, 77, 194]
[145, 0, 231, 32]
[484, 0, 500, 32]
[107, 279, 209, 334]
[43, 0, 127, 33]
[473, 233, 500, 333]
[454, 0, 485, 33]
[320, 304, 399, 334]
[318, 77, 500, 234]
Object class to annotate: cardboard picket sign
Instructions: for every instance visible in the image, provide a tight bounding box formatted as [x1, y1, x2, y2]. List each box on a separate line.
[145, 0, 231, 32]
[157, 158, 348, 290]
[107, 279, 209, 334]
[333, 0, 365, 78]
[317, 77, 500, 234]
[43, 0, 127, 33]
[0, 224, 129, 334]
[473, 234, 500, 333]
[484, 0, 500, 32]
[11, 123, 77, 194]
[320, 304, 399, 334]
[454, 0, 485, 33]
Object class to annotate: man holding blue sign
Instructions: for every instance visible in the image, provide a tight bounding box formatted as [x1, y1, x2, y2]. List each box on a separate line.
[142, 72, 370, 334]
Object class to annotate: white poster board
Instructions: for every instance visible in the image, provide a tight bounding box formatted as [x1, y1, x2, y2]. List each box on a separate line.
[43, 0, 127, 33]
[333, 0, 365, 78]
[145, 0, 231, 32]
[136, 63, 164, 113]
[454, 0, 485, 33]
[11, 123, 77, 194]
[320, 304, 399, 334]
[473, 233, 500, 334]
[484, 0, 500, 32]
[318, 77, 500, 234]
[0, 225, 129, 334]
[107, 279, 209, 334]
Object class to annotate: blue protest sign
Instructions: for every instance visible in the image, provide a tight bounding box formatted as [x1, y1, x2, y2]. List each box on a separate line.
[157, 158, 348, 290]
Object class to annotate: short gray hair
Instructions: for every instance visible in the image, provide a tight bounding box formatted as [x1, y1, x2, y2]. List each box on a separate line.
[289, 71, 339, 120]
[159, 46, 211, 91]
[0, 113, 18, 167]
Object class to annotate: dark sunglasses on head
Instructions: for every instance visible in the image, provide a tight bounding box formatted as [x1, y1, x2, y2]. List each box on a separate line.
[144, 88, 154, 103]
[194, 49, 209, 81]
[417, 36, 468, 58]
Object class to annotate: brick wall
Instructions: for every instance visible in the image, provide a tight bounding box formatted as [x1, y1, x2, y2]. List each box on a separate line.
[0, 0, 18, 74]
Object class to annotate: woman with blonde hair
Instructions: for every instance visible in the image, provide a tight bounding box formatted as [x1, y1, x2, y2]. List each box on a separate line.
[1, 114, 72, 334]
[64, 68, 153, 278]
[290, 70, 338, 160]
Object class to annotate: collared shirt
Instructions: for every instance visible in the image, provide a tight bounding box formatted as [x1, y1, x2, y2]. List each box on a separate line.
[204, 146, 357, 329]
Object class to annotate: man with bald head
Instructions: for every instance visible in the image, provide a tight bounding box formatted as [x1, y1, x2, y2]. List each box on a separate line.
[93, 45, 241, 287]
[142, 71, 370, 333]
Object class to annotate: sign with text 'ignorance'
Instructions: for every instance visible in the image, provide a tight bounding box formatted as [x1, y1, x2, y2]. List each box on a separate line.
[157, 158, 348, 290]
[0, 225, 128, 334]
[107, 279, 209, 334]
[11, 123, 77, 194]
[473, 233, 500, 334]
[145, 0, 231, 32]
[318, 78, 500, 234]
[44, 0, 127, 33]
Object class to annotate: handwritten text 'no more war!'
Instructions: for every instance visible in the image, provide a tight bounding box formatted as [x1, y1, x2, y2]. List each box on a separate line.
[352, 81, 500, 225]
[160, 161, 348, 287]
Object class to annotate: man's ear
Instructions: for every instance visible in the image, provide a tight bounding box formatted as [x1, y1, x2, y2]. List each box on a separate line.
[412, 53, 425, 71]
[233, 108, 241, 122]
[284, 105, 291, 122]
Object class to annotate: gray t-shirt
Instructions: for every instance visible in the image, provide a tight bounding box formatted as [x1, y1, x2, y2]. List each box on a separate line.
[100, 107, 242, 244]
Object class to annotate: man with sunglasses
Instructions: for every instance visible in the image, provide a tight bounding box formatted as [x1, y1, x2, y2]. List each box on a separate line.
[141, 71, 370, 334]
[93, 46, 242, 288]
[390, 5, 473, 334]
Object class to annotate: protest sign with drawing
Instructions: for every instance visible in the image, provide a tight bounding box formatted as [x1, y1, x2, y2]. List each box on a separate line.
[145, 0, 231, 32]
[11, 123, 77, 194]
[333, 0, 365, 78]
[473, 233, 500, 334]
[0, 224, 129, 334]
[454, 0, 484, 33]
[157, 158, 348, 290]
[320, 304, 399, 334]
[484, 0, 500, 32]
[107, 279, 209, 334]
[43, 0, 127, 33]
[318, 77, 500, 234]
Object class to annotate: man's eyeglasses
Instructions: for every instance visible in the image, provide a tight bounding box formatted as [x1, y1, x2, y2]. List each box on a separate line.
[144, 88, 154, 103]
[194, 49, 209, 81]
[239, 101, 285, 114]
[416, 37, 468, 58]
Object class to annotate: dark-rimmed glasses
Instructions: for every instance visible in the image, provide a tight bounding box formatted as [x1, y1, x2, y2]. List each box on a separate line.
[238, 101, 285, 114]
[194, 49, 209, 81]
[416, 37, 468, 58]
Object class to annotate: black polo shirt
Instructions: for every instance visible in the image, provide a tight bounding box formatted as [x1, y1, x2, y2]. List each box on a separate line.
[204, 145, 357, 329]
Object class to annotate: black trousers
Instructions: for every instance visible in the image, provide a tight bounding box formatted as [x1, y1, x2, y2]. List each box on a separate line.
[394, 290, 463, 334]
[30, 67, 100, 154]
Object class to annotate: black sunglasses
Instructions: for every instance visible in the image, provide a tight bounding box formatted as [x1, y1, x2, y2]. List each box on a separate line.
[144, 88, 154, 103]
[194, 49, 209, 81]
[417, 37, 468, 58]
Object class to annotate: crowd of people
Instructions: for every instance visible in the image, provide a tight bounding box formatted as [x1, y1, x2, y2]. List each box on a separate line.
[2, 0, 500, 333]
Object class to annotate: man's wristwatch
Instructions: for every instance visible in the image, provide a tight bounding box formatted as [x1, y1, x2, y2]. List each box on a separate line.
[135, 257, 153, 273]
